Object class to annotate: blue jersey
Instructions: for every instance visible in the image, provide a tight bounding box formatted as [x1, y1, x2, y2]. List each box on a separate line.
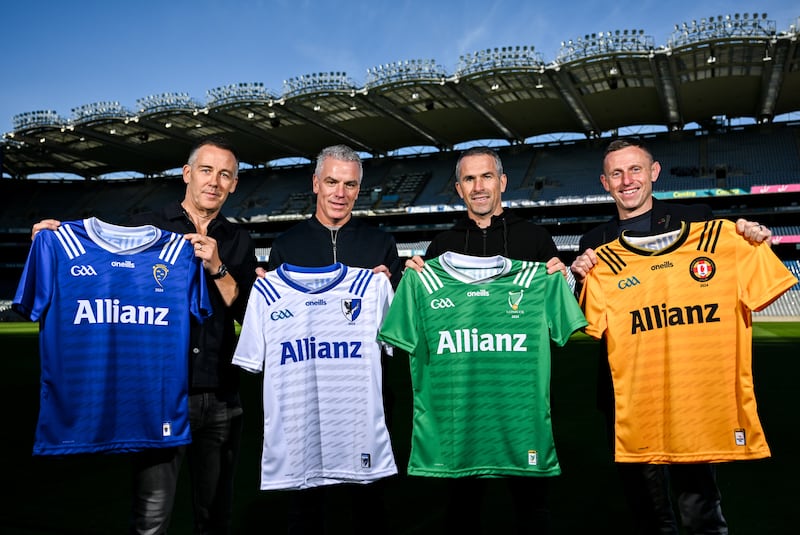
[13, 217, 212, 455]
[233, 263, 397, 490]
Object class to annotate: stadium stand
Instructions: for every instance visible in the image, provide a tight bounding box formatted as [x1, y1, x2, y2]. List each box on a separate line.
[707, 126, 800, 186]
[529, 142, 607, 201]
[7, 124, 799, 315]
[754, 260, 800, 319]
[395, 153, 459, 208]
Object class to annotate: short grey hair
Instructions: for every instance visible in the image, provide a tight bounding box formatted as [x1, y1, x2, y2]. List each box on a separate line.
[315, 145, 363, 182]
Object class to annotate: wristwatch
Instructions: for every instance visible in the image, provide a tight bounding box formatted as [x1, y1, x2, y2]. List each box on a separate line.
[210, 263, 229, 280]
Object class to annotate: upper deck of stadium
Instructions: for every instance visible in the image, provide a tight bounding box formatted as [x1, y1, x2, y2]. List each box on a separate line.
[2, 12, 799, 180]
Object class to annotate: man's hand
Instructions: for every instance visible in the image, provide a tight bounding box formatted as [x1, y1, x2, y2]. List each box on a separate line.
[736, 218, 772, 245]
[546, 256, 567, 277]
[404, 255, 425, 273]
[184, 233, 221, 273]
[570, 248, 598, 286]
[255, 267, 267, 278]
[372, 264, 392, 279]
[31, 219, 61, 241]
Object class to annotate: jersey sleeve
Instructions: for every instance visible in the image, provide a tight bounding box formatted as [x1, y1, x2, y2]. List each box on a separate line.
[377, 270, 419, 354]
[578, 268, 607, 341]
[12, 230, 57, 322]
[187, 246, 213, 323]
[546, 272, 588, 346]
[372, 274, 395, 355]
[734, 228, 798, 312]
[232, 279, 270, 373]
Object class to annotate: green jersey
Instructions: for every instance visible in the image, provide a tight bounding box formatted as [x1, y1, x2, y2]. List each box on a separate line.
[378, 252, 587, 478]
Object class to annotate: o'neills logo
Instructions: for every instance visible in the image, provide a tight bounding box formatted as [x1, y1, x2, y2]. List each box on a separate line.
[111, 260, 136, 269]
[305, 299, 327, 306]
[466, 289, 490, 297]
[650, 260, 673, 271]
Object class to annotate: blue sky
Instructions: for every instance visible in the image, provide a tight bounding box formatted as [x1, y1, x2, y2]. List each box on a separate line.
[1, 0, 797, 134]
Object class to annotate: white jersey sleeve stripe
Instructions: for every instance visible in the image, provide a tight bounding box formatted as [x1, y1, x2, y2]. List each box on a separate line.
[418, 263, 443, 294]
[160, 233, 184, 264]
[514, 262, 539, 288]
[63, 223, 86, 256]
[55, 223, 84, 259]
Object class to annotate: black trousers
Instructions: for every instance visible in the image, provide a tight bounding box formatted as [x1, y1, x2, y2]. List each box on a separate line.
[444, 477, 551, 535]
[129, 392, 243, 535]
[597, 357, 728, 535]
[617, 462, 728, 535]
[286, 480, 390, 535]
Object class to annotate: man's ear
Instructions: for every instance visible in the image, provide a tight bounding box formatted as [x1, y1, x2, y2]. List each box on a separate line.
[651, 161, 662, 183]
[454, 180, 465, 199]
[600, 174, 610, 192]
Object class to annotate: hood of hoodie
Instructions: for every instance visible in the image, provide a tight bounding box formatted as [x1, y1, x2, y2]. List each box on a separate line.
[447, 210, 527, 258]
[425, 208, 558, 261]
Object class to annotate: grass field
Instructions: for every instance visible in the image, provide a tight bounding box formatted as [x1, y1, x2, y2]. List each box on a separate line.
[0, 322, 798, 534]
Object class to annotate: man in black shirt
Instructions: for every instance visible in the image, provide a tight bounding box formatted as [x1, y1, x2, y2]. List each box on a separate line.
[32, 136, 258, 535]
[570, 137, 772, 535]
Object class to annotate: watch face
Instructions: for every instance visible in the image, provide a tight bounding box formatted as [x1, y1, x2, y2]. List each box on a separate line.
[212, 264, 228, 279]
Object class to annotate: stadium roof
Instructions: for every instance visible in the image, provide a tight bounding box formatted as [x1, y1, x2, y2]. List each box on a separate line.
[3, 13, 799, 179]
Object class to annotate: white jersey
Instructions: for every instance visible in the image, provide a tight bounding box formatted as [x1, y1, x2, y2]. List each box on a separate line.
[233, 263, 397, 490]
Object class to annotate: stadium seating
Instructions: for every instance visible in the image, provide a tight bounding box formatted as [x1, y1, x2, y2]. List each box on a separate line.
[528, 142, 606, 201]
[754, 260, 800, 319]
[3, 125, 799, 316]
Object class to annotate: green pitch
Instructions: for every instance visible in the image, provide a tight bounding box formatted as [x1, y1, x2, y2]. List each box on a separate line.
[1, 322, 797, 534]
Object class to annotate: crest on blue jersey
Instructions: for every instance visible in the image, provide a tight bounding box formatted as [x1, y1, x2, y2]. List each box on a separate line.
[153, 263, 169, 288]
[341, 298, 361, 322]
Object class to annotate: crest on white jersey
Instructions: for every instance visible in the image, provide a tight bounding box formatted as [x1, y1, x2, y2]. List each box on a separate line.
[341, 298, 361, 321]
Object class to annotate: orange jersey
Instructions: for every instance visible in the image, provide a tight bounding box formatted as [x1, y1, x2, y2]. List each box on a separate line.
[580, 219, 797, 463]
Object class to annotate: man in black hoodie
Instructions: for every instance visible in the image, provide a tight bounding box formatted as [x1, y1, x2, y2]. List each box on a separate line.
[406, 146, 565, 534]
[412, 146, 564, 269]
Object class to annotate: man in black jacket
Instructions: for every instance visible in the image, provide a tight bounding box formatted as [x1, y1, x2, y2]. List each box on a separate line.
[266, 144, 402, 287]
[570, 137, 772, 535]
[265, 144, 401, 534]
